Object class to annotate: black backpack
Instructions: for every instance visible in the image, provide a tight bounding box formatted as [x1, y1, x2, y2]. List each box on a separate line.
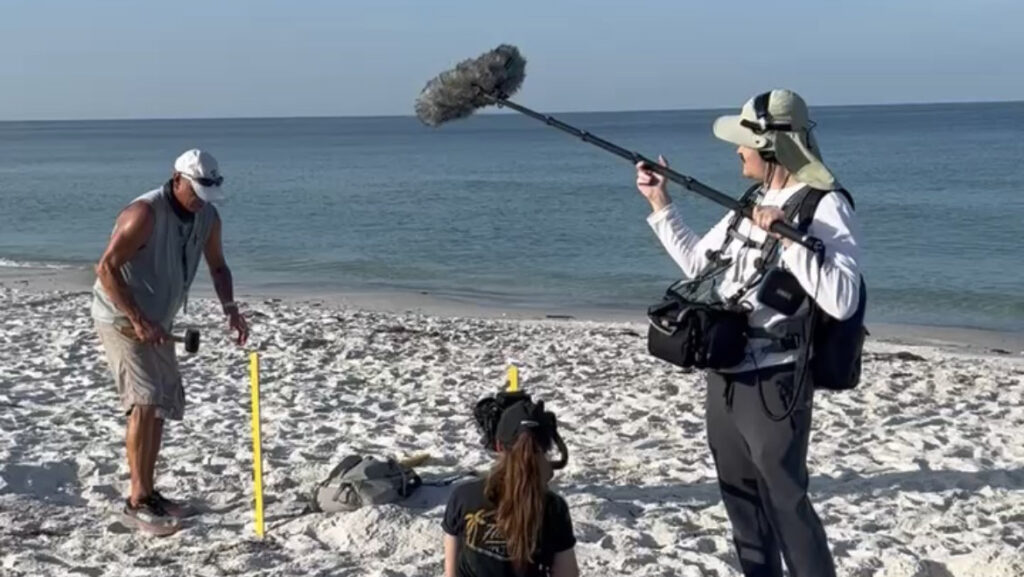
[791, 188, 868, 391]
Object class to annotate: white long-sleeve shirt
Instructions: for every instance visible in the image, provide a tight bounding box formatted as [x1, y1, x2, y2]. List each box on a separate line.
[647, 182, 862, 373]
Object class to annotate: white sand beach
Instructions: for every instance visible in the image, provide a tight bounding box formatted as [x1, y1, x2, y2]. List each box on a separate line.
[1, 270, 1022, 577]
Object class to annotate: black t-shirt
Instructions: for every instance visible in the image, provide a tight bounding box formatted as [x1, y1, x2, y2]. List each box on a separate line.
[443, 479, 576, 577]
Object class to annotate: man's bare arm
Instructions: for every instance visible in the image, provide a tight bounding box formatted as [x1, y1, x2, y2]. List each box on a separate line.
[95, 202, 154, 326]
[204, 210, 248, 345]
[203, 211, 235, 309]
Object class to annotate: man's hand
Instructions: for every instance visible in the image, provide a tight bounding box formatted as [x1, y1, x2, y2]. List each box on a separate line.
[121, 317, 171, 345]
[227, 307, 249, 346]
[131, 317, 171, 344]
[752, 206, 793, 248]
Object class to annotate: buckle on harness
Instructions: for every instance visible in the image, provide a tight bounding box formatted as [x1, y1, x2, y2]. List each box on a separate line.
[779, 334, 800, 351]
[746, 327, 802, 352]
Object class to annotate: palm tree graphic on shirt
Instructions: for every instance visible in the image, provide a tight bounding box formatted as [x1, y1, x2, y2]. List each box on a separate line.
[464, 509, 511, 560]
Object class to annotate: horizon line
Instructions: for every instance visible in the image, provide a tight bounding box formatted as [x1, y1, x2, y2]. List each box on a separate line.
[1, 97, 1021, 124]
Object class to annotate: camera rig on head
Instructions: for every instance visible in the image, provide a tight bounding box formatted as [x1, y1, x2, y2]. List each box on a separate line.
[472, 388, 569, 470]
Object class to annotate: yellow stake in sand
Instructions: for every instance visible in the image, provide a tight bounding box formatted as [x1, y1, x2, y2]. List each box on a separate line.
[507, 363, 519, 392]
[249, 352, 266, 538]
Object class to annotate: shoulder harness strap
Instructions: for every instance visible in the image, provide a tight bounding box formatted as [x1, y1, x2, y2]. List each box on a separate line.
[704, 183, 763, 266]
[725, 186, 812, 306]
[747, 187, 857, 350]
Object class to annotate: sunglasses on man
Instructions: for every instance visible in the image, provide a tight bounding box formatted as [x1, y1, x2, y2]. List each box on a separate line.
[187, 174, 224, 188]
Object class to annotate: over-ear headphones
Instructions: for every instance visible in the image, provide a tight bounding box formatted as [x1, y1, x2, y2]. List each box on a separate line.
[744, 91, 795, 134]
[473, 389, 569, 470]
[741, 91, 795, 162]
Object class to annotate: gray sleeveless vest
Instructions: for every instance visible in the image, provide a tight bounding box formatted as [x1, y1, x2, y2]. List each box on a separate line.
[91, 185, 217, 330]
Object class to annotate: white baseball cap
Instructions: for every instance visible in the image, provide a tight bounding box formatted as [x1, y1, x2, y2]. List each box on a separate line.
[173, 149, 225, 202]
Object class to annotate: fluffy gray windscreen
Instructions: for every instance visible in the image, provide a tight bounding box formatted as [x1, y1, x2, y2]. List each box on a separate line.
[415, 44, 527, 126]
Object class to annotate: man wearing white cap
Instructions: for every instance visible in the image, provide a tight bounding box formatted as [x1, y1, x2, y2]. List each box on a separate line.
[92, 149, 249, 535]
[636, 90, 862, 576]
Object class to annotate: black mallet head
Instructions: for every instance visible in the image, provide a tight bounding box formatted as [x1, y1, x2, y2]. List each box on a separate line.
[182, 329, 200, 354]
[415, 44, 527, 127]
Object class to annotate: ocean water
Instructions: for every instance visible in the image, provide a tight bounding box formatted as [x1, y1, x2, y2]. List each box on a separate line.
[0, 103, 1022, 331]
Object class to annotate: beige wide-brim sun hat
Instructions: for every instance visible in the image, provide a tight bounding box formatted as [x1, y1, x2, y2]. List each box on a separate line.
[712, 89, 838, 191]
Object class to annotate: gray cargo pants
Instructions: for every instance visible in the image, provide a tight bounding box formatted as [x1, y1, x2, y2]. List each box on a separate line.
[706, 363, 836, 577]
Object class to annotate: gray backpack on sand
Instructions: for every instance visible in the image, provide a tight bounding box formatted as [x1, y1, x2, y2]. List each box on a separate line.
[310, 455, 423, 513]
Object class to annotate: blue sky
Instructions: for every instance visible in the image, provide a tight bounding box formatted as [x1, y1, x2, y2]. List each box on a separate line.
[1, 0, 1021, 120]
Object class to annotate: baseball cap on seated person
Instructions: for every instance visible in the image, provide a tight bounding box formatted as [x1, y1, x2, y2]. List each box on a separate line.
[173, 149, 225, 202]
[496, 399, 555, 452]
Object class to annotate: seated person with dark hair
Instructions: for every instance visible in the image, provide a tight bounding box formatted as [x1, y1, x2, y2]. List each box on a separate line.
[443, 399, 579, 577]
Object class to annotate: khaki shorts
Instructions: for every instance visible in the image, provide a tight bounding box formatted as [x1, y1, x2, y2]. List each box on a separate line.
[95, 322, 185, 421]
